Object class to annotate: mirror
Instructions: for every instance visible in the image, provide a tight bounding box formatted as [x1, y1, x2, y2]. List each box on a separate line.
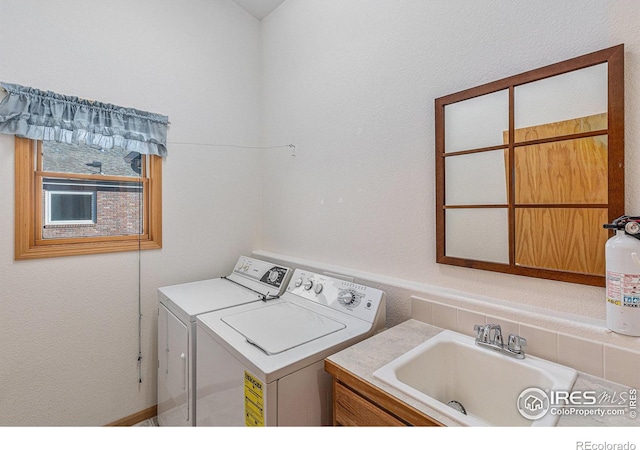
[435, 45, 624, 286]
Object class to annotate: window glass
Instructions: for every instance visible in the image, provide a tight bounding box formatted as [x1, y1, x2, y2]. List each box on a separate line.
[39, 140, 144, 239]
[47, 191, 95, 224]
[41, 178, 143, 239]
[42, 141, 142, 178]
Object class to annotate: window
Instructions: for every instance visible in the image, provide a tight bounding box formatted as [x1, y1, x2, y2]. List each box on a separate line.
[45, 190, 96, 225]
[15, 137, 162, 259]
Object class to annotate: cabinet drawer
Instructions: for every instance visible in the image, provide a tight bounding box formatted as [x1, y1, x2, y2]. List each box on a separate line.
[334, 381, 406, 426]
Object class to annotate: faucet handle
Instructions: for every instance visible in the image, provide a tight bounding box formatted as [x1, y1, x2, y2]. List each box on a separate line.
[492, 326, 503, 346]
[474, 324, 486, 341]
[507, 334, 527, 353]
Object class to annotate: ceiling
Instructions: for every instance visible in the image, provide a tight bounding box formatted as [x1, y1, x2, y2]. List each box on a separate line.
[233, 0, 286, 20]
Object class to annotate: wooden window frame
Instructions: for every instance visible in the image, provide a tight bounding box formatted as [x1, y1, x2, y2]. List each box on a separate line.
[15, 137, 162, 259]
[435, 45, 624, 287]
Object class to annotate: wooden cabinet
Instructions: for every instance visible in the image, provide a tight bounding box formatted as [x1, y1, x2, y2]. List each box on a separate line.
[333, 381, 406, 426]
[324, 359, 443, 427]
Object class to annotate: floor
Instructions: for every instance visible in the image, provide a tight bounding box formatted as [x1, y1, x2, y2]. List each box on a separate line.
[133, 417, 158, 426]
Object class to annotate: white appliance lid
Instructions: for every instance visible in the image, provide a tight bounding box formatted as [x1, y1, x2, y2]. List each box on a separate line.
[221, 302, 346, 355]
[158, 278, 261, 319]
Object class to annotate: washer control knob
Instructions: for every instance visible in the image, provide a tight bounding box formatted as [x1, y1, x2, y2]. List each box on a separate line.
[314, 283, 323, 294]
[338, 290, 363, 308]
[294, 277, 304, 287]
[338, 292, 356, 305]
[303, 280, 314, 290]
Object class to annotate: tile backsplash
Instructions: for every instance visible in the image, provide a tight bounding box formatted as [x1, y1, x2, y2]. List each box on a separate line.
[412, 296, 640, 390]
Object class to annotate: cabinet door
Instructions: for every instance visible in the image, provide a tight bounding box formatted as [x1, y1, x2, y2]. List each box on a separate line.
[157, 304, 190, 425]
[334, 381, 406, 426]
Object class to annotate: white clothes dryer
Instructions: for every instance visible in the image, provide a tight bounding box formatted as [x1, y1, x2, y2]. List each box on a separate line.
[157, 256, 291, 426]
[195, 269, 386, 426]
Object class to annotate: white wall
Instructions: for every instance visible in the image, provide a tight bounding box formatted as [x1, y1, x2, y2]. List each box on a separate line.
[0, 0, 262, 425]
[259, 0, 640, 325]
[2, 0, 640, 427]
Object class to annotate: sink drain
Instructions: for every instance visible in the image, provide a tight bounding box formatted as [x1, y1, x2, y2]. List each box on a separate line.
[447, 400, 467, 415]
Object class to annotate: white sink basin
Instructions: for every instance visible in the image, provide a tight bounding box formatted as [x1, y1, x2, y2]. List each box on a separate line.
[372, 330, 577, 426]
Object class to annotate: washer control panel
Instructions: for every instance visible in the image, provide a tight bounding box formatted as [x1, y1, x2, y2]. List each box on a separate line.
[286, 269, 385, 324]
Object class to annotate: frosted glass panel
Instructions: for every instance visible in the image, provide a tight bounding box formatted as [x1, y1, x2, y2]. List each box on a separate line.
[445, 90, 509, 153]
[515, 63, 607, 135]
[446, 208, 509, 263]
[445, 150, 508, 205]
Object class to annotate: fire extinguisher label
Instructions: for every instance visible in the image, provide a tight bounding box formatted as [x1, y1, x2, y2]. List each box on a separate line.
[623, 296, 640, 307]
[607, 271, 640, 307]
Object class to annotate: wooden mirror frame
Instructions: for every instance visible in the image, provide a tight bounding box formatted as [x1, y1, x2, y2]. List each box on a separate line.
[435, 45, 624, 287]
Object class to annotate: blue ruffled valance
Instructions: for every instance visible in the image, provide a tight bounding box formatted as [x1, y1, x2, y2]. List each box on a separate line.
[0, 82, 169, 157]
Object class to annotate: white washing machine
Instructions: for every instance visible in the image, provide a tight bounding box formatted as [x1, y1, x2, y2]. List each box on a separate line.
[195, 269, 386, 426]
[157, 256, 292, 426]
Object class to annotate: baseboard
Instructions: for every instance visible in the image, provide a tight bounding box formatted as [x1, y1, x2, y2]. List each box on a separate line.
[105, 405, 157, 426]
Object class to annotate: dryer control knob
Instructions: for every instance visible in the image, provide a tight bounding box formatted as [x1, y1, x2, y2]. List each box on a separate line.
[314, 283, 323, 294]
[295, 277, 304, 287]
[268, 270, 279, 283]
[303, 280, 313, 290]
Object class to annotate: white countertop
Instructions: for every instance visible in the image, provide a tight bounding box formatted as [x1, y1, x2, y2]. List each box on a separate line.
[326, 319, 640, 427]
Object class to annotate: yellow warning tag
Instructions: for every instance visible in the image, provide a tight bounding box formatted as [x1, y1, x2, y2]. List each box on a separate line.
[244, 371, 264, 426]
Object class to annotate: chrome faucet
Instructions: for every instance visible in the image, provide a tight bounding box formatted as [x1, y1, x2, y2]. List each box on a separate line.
[473, 324, 527, 359]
